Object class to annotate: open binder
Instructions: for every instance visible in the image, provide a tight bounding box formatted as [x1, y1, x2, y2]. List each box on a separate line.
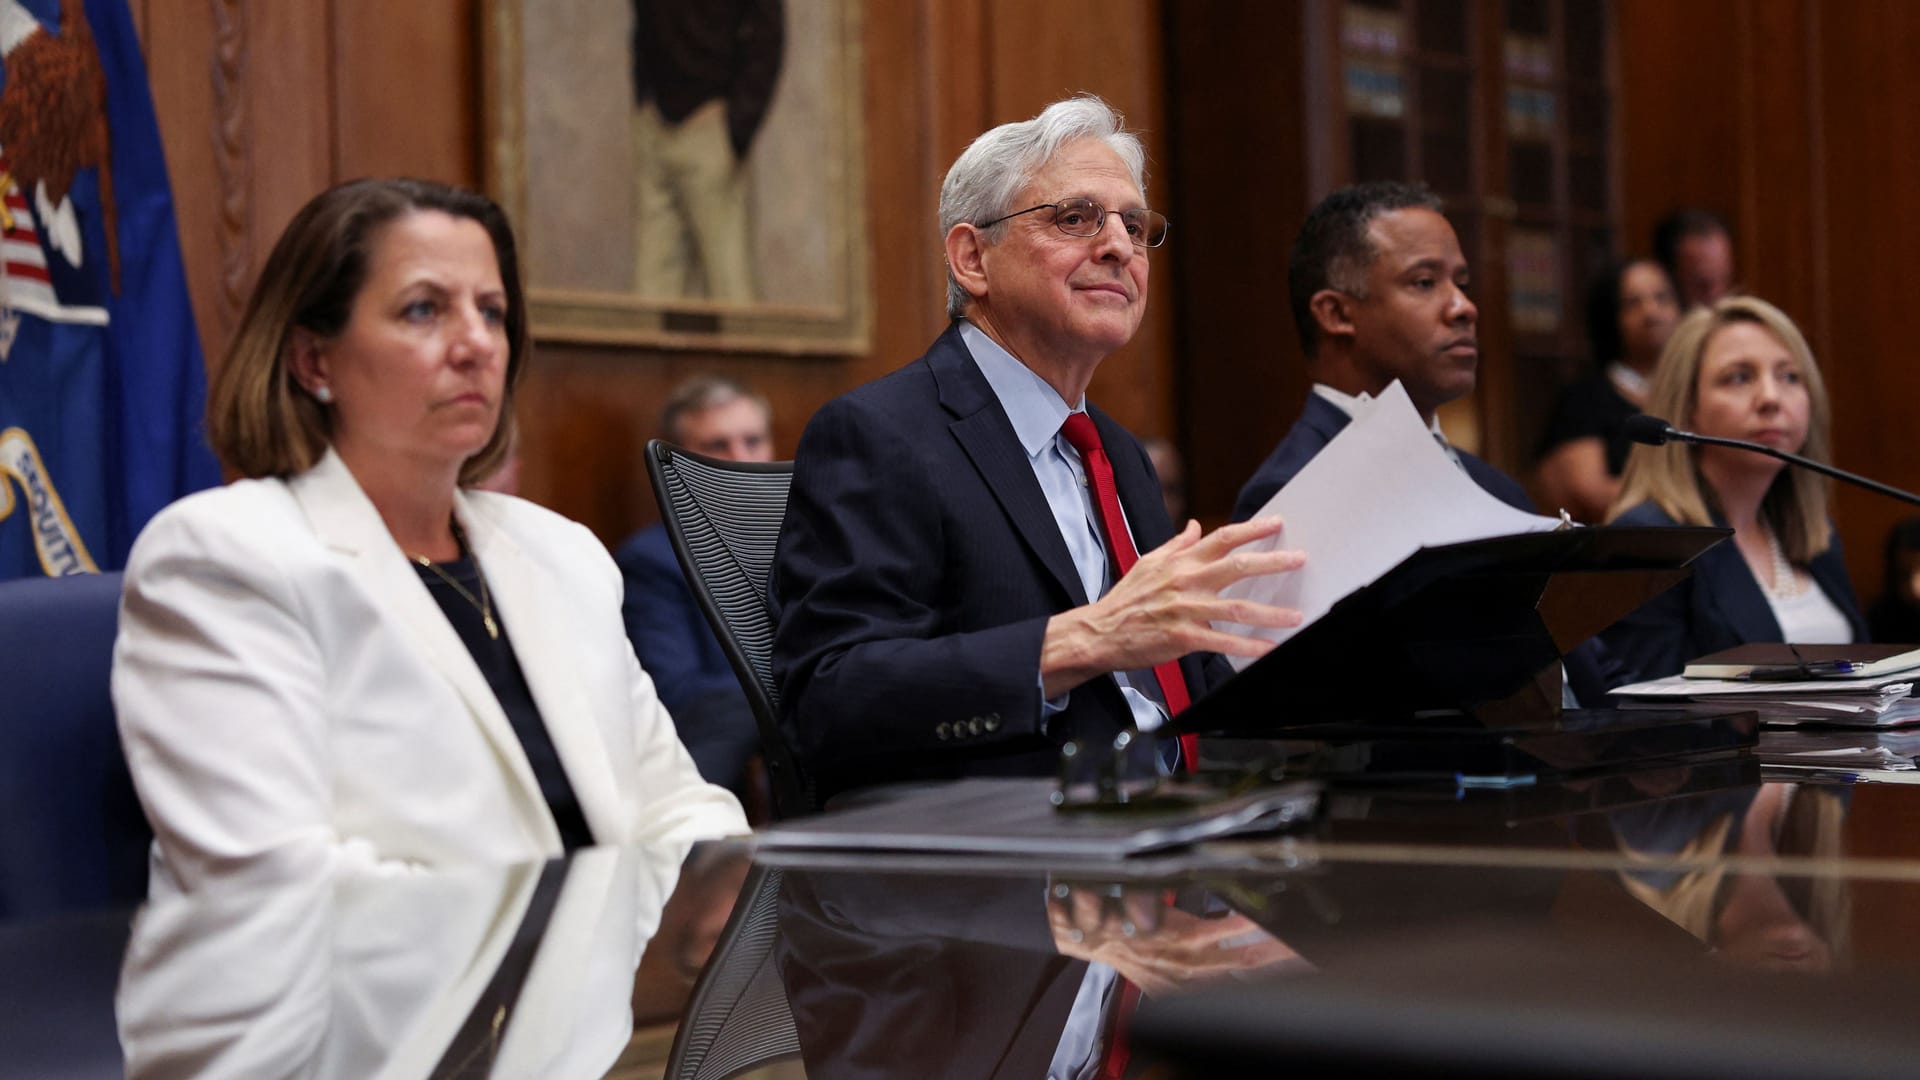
[1170, 524, 1730, 735]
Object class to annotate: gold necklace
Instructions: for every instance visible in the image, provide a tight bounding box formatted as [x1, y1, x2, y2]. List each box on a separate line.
[412, 520, 499, 639]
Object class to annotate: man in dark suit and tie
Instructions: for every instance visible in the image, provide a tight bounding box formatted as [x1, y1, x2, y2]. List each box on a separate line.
[1233, 181, 1532, 523]
[1234, 181, 1624, 703]
[771, 95, 1303, 804]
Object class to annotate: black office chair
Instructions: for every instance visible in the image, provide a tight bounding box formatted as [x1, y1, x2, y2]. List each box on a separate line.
[645, 440, 813, 818]
[663, 865, 802, 1080]
[0, 571, 151, 919]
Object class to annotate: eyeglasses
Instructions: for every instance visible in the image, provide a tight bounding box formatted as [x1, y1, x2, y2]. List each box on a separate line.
[977, 197, 1171, 248]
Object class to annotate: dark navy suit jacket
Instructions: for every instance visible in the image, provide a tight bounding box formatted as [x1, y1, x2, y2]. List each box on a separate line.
[777, 868, 1086, 1079]
[770, 324, 1222, 802]
[1600, 501, 1868, 684]
[1232, 391, 1533, 523]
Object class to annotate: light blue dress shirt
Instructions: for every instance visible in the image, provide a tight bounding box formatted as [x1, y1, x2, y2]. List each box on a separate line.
[958, 320, 1168, 734]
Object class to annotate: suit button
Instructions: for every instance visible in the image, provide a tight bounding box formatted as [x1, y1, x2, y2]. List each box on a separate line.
[936, 722, 951, 740]
[967, 718, 982, 736]
[982, 713, 1001, 732]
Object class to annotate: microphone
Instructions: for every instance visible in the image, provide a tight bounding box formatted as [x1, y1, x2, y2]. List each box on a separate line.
[1620, 414, 1679, 447]
[1624, 414, 1920, 508]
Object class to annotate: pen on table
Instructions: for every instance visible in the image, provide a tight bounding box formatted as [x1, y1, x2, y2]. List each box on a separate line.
[1740, 661, 1862, 681]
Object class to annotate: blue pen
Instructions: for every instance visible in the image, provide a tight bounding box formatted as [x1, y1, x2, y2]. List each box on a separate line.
[1742, 660, 1860, 681]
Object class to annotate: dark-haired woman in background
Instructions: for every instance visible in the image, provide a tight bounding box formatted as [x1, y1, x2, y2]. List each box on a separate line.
[1536, 259, 1682, 523]
[1600, 296, 1866, 684]
[1868, 518, 1920, 644]
[113, 178, 746, 895]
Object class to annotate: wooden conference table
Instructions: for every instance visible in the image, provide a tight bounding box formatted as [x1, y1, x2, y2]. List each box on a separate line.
[11, 725, 1920, 1078]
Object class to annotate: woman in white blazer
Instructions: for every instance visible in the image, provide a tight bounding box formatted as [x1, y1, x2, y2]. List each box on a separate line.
[113, 179, 746, 896]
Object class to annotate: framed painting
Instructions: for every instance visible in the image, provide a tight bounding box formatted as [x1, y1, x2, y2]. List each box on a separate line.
[483, 0, 868, 354]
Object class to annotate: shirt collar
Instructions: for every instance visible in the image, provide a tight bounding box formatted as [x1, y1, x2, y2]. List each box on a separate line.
[959, 320, 1081, 458]
[1312, 381, 1448, 440]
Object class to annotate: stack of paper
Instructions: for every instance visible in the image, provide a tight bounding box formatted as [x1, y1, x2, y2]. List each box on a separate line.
[1214, 382, 1562, 668]
[1611, 673, 1919, 727]
[1759, 729, 1920, 770]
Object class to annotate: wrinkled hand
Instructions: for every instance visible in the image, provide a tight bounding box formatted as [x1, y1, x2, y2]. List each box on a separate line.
[1041, 516, 1305, 697]
[1046, 882, 1311, 997]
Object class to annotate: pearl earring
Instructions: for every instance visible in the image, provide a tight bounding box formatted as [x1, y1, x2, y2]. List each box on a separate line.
[313, 385, 334, 404]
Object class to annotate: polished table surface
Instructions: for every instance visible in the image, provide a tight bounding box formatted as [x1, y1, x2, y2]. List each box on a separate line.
[13, 727, 1920, 1078]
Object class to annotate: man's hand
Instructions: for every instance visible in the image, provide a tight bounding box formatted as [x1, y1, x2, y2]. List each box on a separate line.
[1040, 516, 1305, 697]
[1047, 883, 1311, 996]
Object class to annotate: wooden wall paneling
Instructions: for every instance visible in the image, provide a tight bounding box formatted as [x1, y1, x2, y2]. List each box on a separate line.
[144, 2, 332, 376]
[330, 0, 479, 186]
[242, 4, 334, 285]
[866, 0, 960, 386]
[1615, 0, 1747, 273]
[1814, 1, 1920, 598]
[1163, 0, 1311, 525]
[207, 0, 256, 363]
[1300, 0, 1345, 204]
[138, 0, 224, 369]
[1735, 0, 1821, 339]
[924, 0, 989, 193]
[1467, 0, 1514, 471]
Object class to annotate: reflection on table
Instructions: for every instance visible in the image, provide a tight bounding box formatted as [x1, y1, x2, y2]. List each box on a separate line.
[13, 721, 1920, 1076]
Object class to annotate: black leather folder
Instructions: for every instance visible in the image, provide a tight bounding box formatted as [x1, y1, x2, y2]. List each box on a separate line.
[1170, 525, 1730, 735]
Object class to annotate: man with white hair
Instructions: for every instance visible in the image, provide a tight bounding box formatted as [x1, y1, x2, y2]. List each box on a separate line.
[771, 95, 1303, 803]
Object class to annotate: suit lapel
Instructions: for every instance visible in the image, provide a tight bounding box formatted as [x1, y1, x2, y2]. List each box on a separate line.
[932, 328, 1090, 607]
[291, 450, 558, 851]
[459, 493, 626, 845]
[1700, 542, 1783, 644]
[1300, 392, 1352, 444]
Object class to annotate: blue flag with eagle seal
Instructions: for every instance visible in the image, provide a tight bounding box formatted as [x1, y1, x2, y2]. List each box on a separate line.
[0, 0, 217, 578]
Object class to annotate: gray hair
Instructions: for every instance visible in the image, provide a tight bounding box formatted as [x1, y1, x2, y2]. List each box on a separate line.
[938, 94, 1148, 318]
[658, 374, 770, 443]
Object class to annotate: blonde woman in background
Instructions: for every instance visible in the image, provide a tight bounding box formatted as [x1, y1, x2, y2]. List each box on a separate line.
[1600, 295, 1866, 684]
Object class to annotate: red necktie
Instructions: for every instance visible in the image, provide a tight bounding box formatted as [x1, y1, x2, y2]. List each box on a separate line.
[1098, 976, 1143, 1079]
[1060, 412, 1199, 770]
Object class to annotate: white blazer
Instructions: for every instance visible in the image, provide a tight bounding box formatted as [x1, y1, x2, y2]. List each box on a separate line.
[118, 845, 684, 1079]
[113, 449, 747, 895]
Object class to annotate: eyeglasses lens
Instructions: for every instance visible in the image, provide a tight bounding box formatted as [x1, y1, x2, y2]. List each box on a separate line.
[1050, 198, 1167, 247]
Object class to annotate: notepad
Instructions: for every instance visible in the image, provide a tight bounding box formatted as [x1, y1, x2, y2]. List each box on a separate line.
[1682, 643, 1920, 681]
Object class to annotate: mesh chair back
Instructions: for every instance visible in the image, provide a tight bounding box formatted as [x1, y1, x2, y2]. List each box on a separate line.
[644, 440, 812, 817]
[664, 865, 801, 1080]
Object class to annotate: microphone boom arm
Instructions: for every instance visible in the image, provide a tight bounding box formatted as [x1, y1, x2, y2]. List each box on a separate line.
[1673, 430, 1920, 509]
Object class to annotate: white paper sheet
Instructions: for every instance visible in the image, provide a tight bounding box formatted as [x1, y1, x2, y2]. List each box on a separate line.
[1214, 382, 1562, 669]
